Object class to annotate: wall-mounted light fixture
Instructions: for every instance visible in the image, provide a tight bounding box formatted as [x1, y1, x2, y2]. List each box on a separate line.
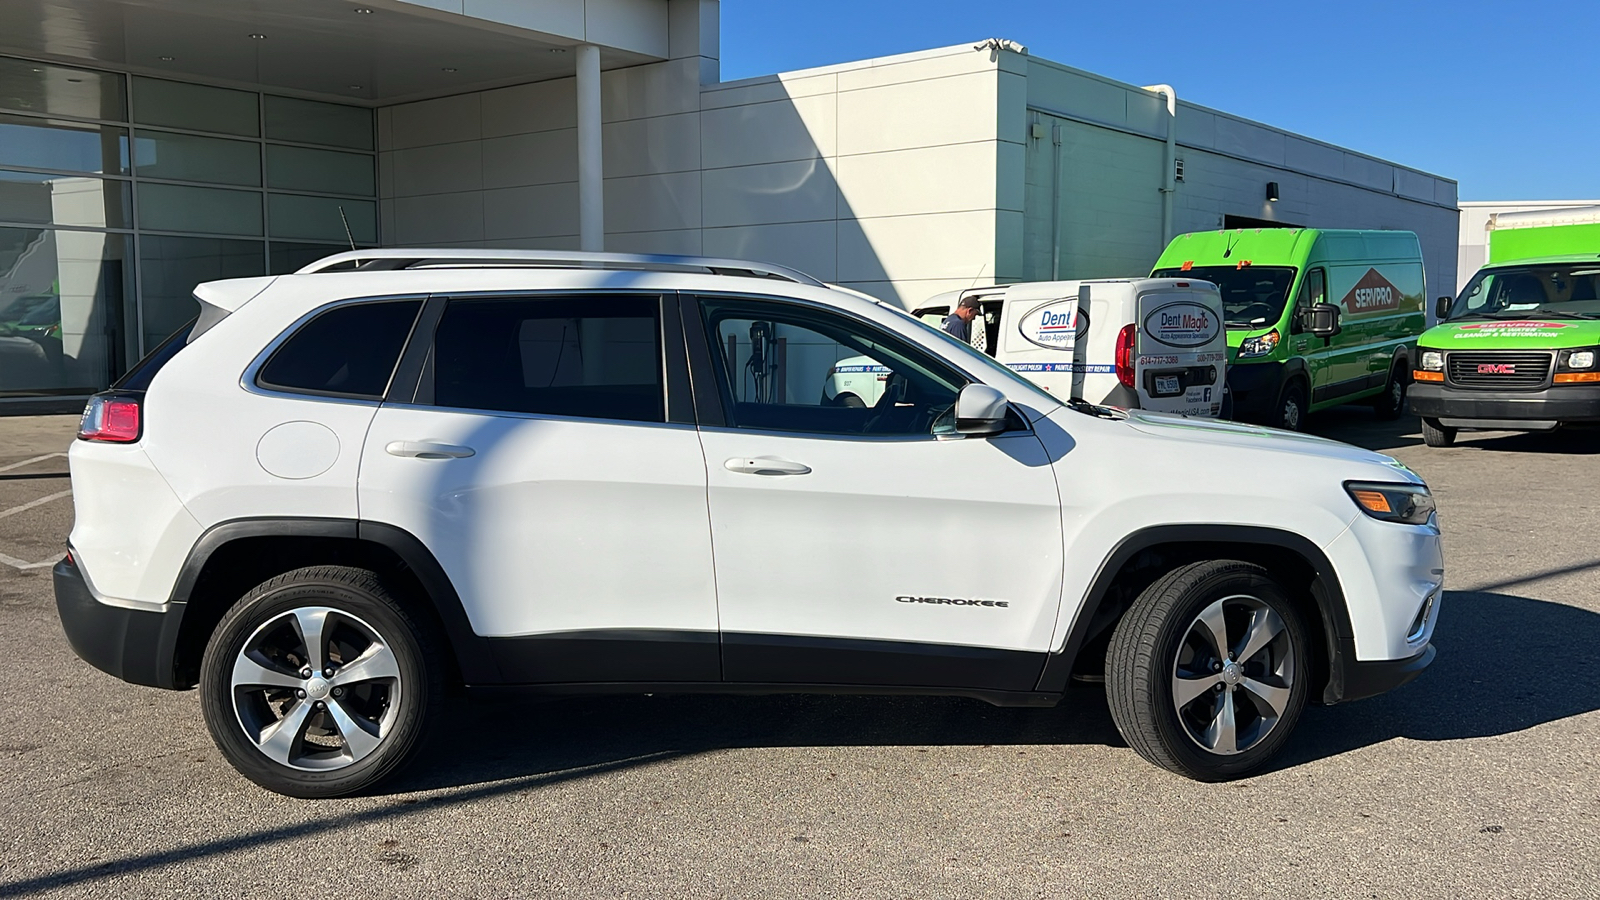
[1266, 181, 1280, 202]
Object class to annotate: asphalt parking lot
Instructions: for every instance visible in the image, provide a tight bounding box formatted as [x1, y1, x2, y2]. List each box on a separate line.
[1, 410, 1597, 898]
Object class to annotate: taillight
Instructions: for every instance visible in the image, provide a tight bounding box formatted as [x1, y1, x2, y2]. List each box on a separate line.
[1114, 324, 1136, 389]
[79, 392, 142, 443]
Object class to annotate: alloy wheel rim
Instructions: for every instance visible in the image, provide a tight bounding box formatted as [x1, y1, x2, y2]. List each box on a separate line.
[1169, 594, 1295, 756]
[1283, 398, 1301, 430]
[230, 606, 402, 771]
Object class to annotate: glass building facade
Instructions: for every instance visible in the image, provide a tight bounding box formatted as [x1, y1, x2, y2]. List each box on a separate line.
[0, 55, 377, 402]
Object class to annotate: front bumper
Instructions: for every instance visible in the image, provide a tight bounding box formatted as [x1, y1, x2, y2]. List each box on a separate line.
[1410, 382, 1600, 428]
[54, 554, 186, 689]
[1327, 640, 1435, 703]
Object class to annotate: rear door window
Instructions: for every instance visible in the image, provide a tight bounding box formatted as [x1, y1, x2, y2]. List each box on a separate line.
[429, 295, 664, 423]
[257, 299, 422, 399]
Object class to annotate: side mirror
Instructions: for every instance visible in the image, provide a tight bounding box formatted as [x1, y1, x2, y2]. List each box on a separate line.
[1435, 296, 1452, 320]
[1303, 302, 1342, 339]
[955, 383, 1008, 435]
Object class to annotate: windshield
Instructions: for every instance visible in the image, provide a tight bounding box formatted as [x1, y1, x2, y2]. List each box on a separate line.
[1448, 263, 1600, 320]
[1152, 266, 1296, 328]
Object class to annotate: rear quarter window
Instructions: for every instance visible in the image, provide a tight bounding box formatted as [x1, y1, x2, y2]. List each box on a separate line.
[257, 299, 422, 399]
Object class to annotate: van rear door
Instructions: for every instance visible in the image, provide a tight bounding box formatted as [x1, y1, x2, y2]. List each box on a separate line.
[1134, 279, 1226, 416]
[992, 281, 1086, 399]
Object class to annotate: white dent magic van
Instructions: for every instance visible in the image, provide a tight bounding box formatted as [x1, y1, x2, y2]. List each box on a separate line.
[896, 279, 1227, 417]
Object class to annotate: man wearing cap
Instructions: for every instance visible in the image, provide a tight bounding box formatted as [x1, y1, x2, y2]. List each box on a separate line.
[941, 295, 982, 344]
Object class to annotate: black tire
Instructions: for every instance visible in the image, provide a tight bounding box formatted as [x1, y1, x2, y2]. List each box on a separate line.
[1106, 560, 1310, 781]
[1373, 365, 1408, 420]
[199, 566, 442, 798]
[1421, 417, 1456, 447]
[1273, 378, 1309, 431]
[836, 393, 866, 409]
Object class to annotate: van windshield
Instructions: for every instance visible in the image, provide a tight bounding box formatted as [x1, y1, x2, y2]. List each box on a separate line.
[1448, 263, 1600, 320]
[1152, 266, 1296, 328]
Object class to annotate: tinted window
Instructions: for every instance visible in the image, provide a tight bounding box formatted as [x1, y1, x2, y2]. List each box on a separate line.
[700, 298, 964, 436]
[114, 319, 195, 391]
[432, 296, 663, 422]
[258, 300, 421, 398]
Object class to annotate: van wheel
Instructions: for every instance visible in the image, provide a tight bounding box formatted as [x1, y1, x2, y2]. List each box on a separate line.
[1106, 560, 1309, 781]
[1274, 379, 1308, 431]
[1421, 418, 1456, 447]
[1373, 367, 1408, 420]
[835, 393, 866, 409]
[199, 566, 442, 798]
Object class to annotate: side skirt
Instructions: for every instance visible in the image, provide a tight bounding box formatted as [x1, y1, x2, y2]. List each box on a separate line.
[466, 681, 1064, 709]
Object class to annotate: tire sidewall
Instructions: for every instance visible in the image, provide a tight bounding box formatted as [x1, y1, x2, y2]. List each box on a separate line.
[1146, 569, 1311, 780]
[1276, 379, 1308, 431]
[199, 573, 435, 798]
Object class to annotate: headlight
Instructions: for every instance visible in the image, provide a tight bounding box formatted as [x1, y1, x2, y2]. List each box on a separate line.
[1345, 481, 1436, 526]
[1564, 349, 1595, 370]
[1237, 329, 1280, 359]
[1419, 350, 1444, 371]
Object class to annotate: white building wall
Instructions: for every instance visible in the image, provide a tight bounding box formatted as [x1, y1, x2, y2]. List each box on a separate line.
[382, 44, 1015, 308]
[1017, 57, 1460, 308]
[379, 42, 1459, 313]
[1456, 200, 1600, 292]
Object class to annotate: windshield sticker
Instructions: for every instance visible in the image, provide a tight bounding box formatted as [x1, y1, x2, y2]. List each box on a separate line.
[1018, 299, 1084, 350]
[1142, 301, 1219, 349]
[1341, 268, 1402, 313]
[1451, 321, 1573, 338]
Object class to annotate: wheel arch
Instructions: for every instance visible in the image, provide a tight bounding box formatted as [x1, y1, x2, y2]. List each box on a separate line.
[1037, 525, 1354, 704]
[166, 517, 497, 689]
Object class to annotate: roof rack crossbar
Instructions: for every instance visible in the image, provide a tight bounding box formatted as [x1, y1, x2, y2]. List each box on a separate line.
[295, 248, 824, 286]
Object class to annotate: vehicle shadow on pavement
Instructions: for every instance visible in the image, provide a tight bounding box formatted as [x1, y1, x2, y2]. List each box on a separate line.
[1280, 589, 1600, 767]
[391, 687, 1124, 794]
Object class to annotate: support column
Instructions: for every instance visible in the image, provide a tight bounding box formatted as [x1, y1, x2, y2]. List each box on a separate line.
[576, 43, 603, 251]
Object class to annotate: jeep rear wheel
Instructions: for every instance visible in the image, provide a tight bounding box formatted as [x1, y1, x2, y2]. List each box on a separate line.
[199, 566, 441, 798]
[1106, 560, 1309, 781]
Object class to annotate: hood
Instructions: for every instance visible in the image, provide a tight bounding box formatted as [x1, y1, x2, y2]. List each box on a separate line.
[1115, 409, 1418, 478]
[1420, 318, 1600, 350]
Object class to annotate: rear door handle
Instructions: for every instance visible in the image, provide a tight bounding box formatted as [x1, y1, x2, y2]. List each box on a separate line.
[385, 441, 475, 459]
[724, 456, 811, 476]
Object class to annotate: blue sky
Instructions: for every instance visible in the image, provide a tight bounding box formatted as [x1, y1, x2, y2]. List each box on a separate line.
[721, 1, 1599, 201]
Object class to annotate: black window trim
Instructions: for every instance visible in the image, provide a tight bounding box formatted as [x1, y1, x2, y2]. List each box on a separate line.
[683, 290, 1025, 440]
[244, 294, 428, 404]
[399, 289, 683, 427]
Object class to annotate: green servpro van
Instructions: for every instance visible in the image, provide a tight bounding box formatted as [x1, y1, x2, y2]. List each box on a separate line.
[1152, 229, 1426, 430]
[1411, 206, 1600, 446]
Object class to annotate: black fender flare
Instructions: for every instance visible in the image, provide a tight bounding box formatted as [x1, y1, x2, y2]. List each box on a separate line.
[167, 517, 499, 685]
[1034, 524, 1355, 702]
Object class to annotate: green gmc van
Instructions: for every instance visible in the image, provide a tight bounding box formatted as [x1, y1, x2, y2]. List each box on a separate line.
[1153, 229, 1426, 430]
[1411, 206, 1600, 446]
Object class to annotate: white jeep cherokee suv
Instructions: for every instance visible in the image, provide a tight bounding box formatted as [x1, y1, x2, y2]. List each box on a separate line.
[56, 250, 1442, 797]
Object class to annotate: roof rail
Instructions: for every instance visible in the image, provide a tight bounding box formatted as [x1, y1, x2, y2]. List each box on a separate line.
[293, 248, 824, 286]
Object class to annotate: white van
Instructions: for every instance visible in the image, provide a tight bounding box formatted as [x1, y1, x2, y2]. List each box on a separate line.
[826, 279, 1227, 417]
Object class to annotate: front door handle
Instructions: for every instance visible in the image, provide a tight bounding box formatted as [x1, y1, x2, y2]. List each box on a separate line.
[385, 440, 475, 459]
[724, 456, 811, 476]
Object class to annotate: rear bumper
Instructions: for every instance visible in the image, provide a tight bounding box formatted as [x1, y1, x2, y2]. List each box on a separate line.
[54, 554, 186, 689]
[1410, 382, 1600, 427]
[1225, 361, 1285, 420]
[1326, 640, 1435, 704]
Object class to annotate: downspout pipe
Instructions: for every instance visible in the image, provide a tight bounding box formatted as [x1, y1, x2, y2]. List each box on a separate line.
[1142, 83, 1177, 245]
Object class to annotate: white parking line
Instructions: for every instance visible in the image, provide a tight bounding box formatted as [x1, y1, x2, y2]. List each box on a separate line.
[0, 550, 59, 570]
[0, 452, 67, 473]
[0, 489, 73, 521]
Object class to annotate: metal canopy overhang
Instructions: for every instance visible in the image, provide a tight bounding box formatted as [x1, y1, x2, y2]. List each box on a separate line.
[0, 0, 660, 105]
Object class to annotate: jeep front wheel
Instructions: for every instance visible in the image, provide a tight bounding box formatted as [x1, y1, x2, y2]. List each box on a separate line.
[1106, 560, 1309, 781]
[199, 566, 442, 798]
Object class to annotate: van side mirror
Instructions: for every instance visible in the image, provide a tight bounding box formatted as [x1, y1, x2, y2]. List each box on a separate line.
[1302, 302, 1342, 338]
[1435, 296, 1452, 320]
[955, 383, 1008, 435]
